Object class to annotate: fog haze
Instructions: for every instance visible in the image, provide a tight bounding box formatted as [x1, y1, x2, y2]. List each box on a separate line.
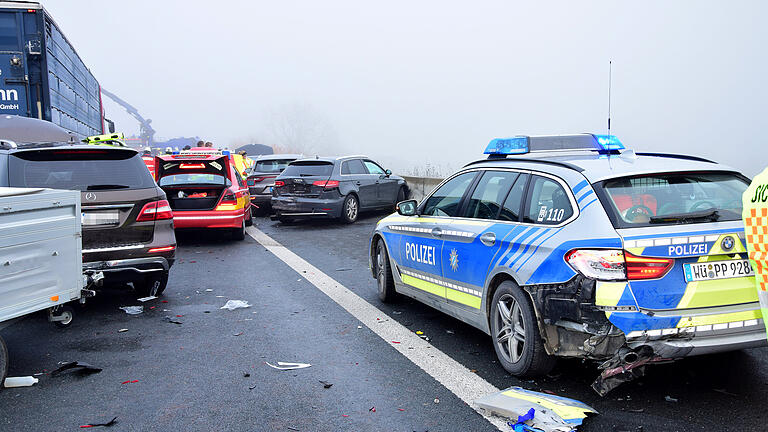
[45, 0, 767, 176]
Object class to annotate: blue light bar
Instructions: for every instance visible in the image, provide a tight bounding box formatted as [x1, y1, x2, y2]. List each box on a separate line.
[484, 137, 529, 155]
[222, 150, 231, 156]
[592, 134, 624, 151]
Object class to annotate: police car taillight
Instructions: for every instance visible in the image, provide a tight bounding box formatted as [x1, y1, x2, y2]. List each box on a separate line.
[565, 249, 626, 281]
[624, 252, 674, 280]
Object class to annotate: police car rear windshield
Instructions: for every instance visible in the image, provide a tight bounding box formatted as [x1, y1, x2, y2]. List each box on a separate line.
[282, 161, 333, 177]
[596, 172, 748, 228]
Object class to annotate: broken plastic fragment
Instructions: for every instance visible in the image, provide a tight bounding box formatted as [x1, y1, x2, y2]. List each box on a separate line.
[265, 361, 311, 371]
[664, 395, 678, 403]
[220, 300, 251, 310]
[163, 317, 183, 325]
[121, 380, 139, 384]
[118, 329, 128, 333]
[136, 296, 157, 302]
[319, 380, 333, 389]
[416, 331, 424, 335]
[79, 416, 117, 428]
[119, 306, 143, 315]
[51, 361, 102, 376]
[475, 386, 597, 432]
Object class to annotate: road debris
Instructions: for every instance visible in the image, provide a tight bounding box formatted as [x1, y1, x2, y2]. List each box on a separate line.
[51, 361, 102, 376]
[220, 300, 251, 310]
[163, 316, 183, 325]
[233, 332, 244, 336]
[121, 380, 139, 384]
[434, 398, 440, 404]
[118, 306, 143, 315]
[476, 386, 597, 432]
[136, 296, 157, 302]
[3, 376, 38, 388]
[265, 362, 311, 371]
[118, 329, 128, 333]
[369, 406, 376, 412]
[664, 396, 678, 403]
[416, 331, 424, 335]
[243, 372, 250, 378]
[205, 289, 213, 292]
[319, 380, 333, 389]
[335, 268, 352, 271]
[79, 416, 117, 428]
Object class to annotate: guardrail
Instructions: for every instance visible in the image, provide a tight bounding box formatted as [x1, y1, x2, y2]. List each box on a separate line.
[401, 176, 444, 202]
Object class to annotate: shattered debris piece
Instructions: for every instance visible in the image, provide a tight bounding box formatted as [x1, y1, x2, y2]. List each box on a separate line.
[118, 329, 128, 333]
[475, 386, 597, 432]
[79, 416, 117, 428]
[118, 306, 143, 315]
[369, 407, 376, 412]
[3, 376, 38, 388]
[121, 380, 139, 384]
[392, 311, 402, 315]
[136, 296, 157, 302]
[319, 380, 333, 389]
[243, 372, 251, 378]
[446, 330, 454, 334]
[233, 332, 244, 336]
[205, 289, 213, 292]
[664, 396, 678, 403]
[434, 398, 440, 404]
[628, 408, 644, 413]
[391, 341, 401, 344]
[398, 408, 405, 412]
[416, 331, 424, 335]
[215, 295, 225, 298]
[357, 326, 362, 329]
[220, 300, 251, 310]
[51, 361, 102, 376]
[335, 268, 352, 271]
[265, 362, 311, 371]
[163, 317, 183, 325]
[161, 300, 168, 303]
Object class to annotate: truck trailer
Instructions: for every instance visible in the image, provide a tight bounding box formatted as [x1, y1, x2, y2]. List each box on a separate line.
[0, 1, 103, 138]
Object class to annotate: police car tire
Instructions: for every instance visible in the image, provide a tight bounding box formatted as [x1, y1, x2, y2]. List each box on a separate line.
[376, 240, 397, 302]
[0, 336, 8, 388]
[342, 194, 359, 224]
[135, 271, 169, 298]
[490, 281, 555, 377]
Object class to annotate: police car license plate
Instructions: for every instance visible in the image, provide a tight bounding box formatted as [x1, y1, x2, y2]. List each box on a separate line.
[683, 259, 754, 282]
[81, 211, 119, 226]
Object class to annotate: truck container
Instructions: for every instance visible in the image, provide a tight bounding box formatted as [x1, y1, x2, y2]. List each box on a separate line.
[0, 1, 103, 138]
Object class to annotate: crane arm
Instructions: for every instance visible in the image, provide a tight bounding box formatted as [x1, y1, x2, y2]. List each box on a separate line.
[100, 87, 156, 145]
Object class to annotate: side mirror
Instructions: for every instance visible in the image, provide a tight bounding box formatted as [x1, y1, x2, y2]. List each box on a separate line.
[385, 169, 392, 177]
[396, 199, 418, 216]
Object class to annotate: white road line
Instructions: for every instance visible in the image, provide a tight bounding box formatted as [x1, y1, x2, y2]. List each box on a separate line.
[247, 226, 506, 430]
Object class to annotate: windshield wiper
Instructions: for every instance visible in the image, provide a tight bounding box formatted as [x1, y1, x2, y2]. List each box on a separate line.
[86, 184, 130, 190]
[650, 210, 720, 224]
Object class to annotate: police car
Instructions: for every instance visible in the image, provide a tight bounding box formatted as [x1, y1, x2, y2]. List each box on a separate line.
[369, 134, 765, 391]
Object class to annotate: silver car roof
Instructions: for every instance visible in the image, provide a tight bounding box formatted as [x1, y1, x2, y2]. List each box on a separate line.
[470, 151, 741, 183]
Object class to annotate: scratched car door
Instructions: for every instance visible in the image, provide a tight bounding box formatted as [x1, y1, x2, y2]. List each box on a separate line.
[397, 171, 478, 301]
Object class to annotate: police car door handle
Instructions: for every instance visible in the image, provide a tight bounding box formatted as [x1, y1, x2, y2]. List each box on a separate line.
[480, 232, 496, 246]
[431, 227, 442, 237]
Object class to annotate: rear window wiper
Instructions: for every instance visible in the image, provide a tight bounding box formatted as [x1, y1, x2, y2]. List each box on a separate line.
[86, 184, 131, 190]
[650, 210, 720, 224]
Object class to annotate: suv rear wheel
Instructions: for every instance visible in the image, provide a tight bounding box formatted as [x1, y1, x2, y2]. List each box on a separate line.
[341, 194, 359, 224]
[135, 270, 169, 298]
[490, 280, 555, 376]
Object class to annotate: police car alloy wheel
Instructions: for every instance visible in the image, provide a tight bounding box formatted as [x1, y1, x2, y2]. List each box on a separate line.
[342, 194, 359, 223]
[376, 240, 397, 302]
[490, 281, 555, 376]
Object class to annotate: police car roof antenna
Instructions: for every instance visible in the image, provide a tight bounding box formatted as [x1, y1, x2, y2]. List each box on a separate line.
[607, 60, 612, 136]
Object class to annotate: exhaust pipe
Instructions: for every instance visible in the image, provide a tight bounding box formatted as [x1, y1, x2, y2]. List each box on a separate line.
[618, 347, 639, 364]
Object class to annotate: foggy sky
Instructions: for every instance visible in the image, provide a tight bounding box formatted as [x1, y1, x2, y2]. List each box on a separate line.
[45, 0, 767, 176]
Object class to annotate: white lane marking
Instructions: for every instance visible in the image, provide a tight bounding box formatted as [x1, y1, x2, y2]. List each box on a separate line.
[247, 226, 505, 430]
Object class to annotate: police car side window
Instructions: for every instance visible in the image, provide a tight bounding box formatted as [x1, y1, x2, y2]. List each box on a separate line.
[524, 175, 573, 225]
[461, 171, 519, 220]
[422, 172, 477, 217]
[498, 173, 530, 222]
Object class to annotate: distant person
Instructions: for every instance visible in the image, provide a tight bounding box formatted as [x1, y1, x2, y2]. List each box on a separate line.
[196, 140, 205, 147]
[164, 146, 173, 154]
[205, 141, 213, 148]
[142, 147, 152, 156]
[742, 166, 768, 339]
[183, 145, 191, 150]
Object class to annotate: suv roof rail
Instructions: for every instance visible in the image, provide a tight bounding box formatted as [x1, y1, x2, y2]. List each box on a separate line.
[634, 152, 716, 164]
[0, 140, 17, 150]
[464, 157, 585, 172]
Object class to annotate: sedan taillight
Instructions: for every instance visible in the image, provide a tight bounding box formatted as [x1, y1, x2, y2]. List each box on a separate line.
[313, 180, 340, 189]
[136, 200, 173, 222]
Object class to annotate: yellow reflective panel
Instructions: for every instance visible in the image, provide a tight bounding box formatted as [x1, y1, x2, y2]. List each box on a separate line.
[677, 309, 762, 327]
[446, 288, 481, 309]
[595, 281, 629, 318]
[401, 274, 445, 298]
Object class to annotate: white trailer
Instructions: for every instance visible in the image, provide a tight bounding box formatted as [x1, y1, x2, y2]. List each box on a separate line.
[0, 187, 100, 385]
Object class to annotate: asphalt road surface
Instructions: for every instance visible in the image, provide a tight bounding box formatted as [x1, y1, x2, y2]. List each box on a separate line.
[2, 212, 768, 431]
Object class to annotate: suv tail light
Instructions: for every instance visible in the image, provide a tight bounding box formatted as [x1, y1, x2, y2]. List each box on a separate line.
[565, 249, 674, 281]
[136, 200, 173, 222]
[624, 251, 674, 280]
[313, 180, 340, 189]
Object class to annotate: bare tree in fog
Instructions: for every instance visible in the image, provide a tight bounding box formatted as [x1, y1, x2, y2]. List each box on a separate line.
[268, 103, 339, 156]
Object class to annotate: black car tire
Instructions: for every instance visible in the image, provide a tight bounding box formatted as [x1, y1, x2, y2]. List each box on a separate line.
[0, 336, 8, 388]
[341, 194, 359, 224]
[490, 280, 555, 377]
[232, 220, 246, 241]
[394, 187, 406, 210]
[135, 270, 169, 298]
[53, 305, 75, 329]
[375, 240, 397, 302]
[245, 210, 253, 227]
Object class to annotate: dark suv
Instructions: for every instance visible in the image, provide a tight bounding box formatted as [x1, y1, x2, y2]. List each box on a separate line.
[246, 153, 302, 215]
[0, 119, 175, 297]
[272, 155, 409, 223]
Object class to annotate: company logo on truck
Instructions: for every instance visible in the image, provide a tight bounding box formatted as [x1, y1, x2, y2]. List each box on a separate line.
[0, 88, 19, 110]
